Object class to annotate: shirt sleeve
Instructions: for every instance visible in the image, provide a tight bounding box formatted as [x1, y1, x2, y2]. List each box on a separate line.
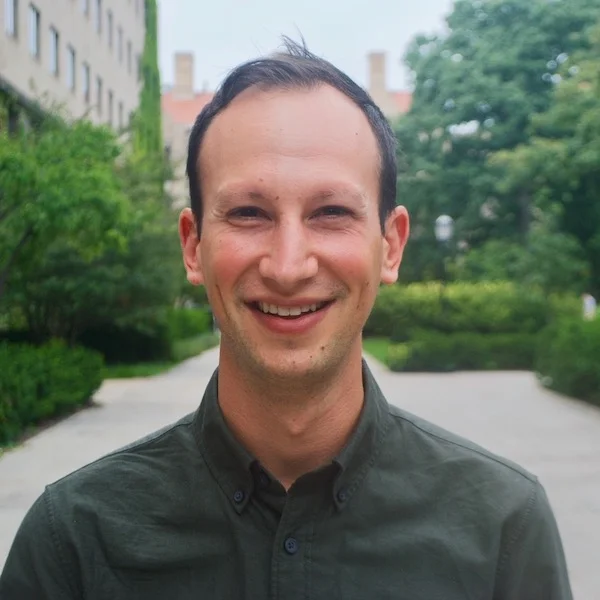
[494, 479, 573, 600]
[0, 489, 79, 600]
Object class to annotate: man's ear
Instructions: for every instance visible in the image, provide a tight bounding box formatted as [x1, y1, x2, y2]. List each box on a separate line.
[179, 208, 204, 286]
[380, 206, 410, 285]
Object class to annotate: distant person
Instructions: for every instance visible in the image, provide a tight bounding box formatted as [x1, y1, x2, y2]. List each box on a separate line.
[0, 39, 572, 599]
[582, 292, 597, 320]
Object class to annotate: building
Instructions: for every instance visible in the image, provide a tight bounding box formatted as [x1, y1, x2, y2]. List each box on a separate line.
[366, 51, 412, 120]
[161, 53, 213, 209]
[0, 0, 146, 129]
[161, 51, 412, 209]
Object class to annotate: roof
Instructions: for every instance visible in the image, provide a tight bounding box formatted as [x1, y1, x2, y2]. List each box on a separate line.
[391, 91, 412, 114]
[161, 91, 214, 126]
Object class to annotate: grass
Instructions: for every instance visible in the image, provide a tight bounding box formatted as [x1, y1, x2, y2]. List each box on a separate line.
[363, 337, 391, 364]
[103, 332, 220, 379]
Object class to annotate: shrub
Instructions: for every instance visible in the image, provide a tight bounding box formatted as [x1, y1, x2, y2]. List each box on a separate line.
[365, 282, 578, 340]
[387, 332, 537, 373]
[0, 341, 104, 445]
[535, 318, 600, 406]
[166, 307, 212, 341]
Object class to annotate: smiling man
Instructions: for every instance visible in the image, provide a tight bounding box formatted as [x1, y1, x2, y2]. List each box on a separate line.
[0, 40, 572, 599]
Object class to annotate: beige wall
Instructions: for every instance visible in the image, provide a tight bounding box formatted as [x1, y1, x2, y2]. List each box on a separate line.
[0, 0, 145, 128]
[367, 51, 399, 119]
[164, 112, 191, 210]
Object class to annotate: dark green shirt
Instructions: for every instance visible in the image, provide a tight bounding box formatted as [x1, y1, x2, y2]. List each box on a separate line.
[0, 363, 572, 599]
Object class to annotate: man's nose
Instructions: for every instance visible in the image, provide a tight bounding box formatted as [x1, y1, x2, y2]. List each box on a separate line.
[258, 220, 318, 289]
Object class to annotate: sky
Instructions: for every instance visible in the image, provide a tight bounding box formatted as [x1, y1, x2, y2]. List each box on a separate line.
[157, 0, 455, 93]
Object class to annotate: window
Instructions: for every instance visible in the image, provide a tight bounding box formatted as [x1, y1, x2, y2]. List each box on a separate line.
[107, 9, 112, 48]
[107, 89, 113, 125]
[81, 0, 89, 16]
[96, 75, 102, 114]
[117, 26, 122, 62]
[82, 62, 90, 103]
[94, 0, 101, 33]
[5, 0, 18, 37]
[49, 26, 59, 75]
[118, 101, 123, 129]
[127, 40, 131, 73]
[67, 45, 76, 91]
[28, 3, 40, 58]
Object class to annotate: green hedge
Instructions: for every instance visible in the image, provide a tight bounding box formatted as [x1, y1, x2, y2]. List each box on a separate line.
[0, 341, 104, 445]
[388, 332, 536, 372]
[166, 308, 212, 341]
[535, 318, 600, 406]
[365, 282, 579, 340]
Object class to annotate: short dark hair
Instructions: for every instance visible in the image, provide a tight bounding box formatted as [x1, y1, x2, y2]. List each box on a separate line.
[186, 37, 397, 232]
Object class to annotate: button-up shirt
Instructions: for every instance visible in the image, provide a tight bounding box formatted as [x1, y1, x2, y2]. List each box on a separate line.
[0, 363, 573, 599]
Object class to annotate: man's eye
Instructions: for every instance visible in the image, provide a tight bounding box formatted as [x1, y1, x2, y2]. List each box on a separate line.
[315, 206, 352, 218]
[229, 206, 263, 219]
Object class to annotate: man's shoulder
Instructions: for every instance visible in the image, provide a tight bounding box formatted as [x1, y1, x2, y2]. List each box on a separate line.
[385, 402, 537, 503]
[46, 411, 202, 507]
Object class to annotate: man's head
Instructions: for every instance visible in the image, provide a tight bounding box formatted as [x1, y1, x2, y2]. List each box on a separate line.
[186, 38, 398, 233]
[180, 39, 409, 385]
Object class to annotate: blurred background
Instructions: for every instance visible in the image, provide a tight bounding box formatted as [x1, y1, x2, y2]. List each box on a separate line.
[1, 1, 599, 594]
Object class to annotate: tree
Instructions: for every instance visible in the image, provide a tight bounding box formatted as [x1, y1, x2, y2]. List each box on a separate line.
[396, 0, 600, 282]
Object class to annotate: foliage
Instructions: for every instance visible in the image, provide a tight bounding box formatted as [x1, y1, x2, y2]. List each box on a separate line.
[0, 120, 129, 300]
[387, 332, 536, 372]
[364, 281, 578, 339]
[396, 0, 600, 289]
[362, 337, 392, 364]
[535, 318, 600, 406]
[166, 307, 212, 341]
[0, 341, 104, 445]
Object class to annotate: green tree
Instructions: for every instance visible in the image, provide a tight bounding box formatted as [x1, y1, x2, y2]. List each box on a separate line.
[397, 0, 600, 282]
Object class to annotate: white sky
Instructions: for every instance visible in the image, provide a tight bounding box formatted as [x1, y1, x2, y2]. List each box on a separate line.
[157, 0, 455, 92]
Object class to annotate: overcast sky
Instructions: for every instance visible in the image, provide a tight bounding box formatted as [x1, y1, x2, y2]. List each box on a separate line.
[157, 0, 455, 92]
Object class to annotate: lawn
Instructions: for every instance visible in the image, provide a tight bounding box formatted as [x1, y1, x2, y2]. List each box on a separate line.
[103, 333, 220, 379]
[362, 337, 391, 364]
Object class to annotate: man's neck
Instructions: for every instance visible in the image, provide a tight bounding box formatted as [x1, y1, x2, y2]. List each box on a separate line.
[217, 350, 365, 490]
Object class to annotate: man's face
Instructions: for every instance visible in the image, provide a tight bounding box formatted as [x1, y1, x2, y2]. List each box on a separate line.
[180, 84, 409, 383]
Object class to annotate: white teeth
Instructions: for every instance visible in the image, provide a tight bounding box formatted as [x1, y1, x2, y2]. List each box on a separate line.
[257, 302, 325, 316]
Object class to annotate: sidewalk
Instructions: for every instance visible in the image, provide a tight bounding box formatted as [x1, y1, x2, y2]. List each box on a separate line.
[1, 348, 599, 598]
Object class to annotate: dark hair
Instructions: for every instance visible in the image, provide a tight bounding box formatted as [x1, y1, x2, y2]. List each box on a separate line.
[186, 37, 397, 232]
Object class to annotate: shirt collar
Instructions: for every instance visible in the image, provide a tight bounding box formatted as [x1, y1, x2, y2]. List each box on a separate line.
[192, 360, 392, 513]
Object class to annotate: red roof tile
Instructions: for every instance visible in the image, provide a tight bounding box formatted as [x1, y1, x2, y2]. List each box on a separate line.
[392, 91, 412, 114]
[162, 91, 214, 126]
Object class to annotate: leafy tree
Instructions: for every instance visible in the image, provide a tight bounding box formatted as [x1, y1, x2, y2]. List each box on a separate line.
[397, 0, 600, 282]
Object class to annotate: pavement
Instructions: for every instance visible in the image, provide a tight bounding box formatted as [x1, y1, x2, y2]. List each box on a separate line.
[1, 347, 599, 598]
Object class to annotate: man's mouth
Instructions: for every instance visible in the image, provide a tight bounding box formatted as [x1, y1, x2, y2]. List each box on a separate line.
[250, 301, 331, 319]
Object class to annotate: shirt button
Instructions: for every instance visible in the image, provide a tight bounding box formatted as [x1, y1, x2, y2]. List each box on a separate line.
[337, 489, 348, 503]
[233, 490, 245, 504]
[284, 537, 299, 555]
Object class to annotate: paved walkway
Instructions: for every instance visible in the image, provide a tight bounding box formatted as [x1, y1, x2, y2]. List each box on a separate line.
[1, 347, 599, 598]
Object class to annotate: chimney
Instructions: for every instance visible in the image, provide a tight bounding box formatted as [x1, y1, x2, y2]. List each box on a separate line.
[368, 52, 387, 96]
[174, 52, 194, 99]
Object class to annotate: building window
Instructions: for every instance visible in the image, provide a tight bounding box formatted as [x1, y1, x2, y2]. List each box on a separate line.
[5, 0, 18, 37]
[81, 0, 89, 16]
[28, 3, 40, 59]
[82, 62, 90, 103]
[127, 40, 132, 73]
[117, 26, 122, 62]
[96, 76, 102, 115]
[107, 89, 113, 125]
[67, 45, 76, 91]
[49, 26, 59, 75]
[118, 101, 123, 129]
[107, 9, 112, 48]
[94, 0, 101, 33]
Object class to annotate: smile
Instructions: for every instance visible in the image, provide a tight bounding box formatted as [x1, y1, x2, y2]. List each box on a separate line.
[253, 301, 330, 318]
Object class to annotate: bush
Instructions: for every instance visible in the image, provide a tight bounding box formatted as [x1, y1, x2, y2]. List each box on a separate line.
[365, 282, 579, 340]
[535, 318, 600, 406]
[166, 307, 212, 341]
[387, 332, 537, 373]
[0, 341, 104, 445]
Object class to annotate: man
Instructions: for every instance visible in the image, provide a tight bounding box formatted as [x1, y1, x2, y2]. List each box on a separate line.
[0, 40, 572, 599]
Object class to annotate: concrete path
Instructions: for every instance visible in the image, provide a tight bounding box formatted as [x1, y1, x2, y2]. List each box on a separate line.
[1, 347, 599, 599]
